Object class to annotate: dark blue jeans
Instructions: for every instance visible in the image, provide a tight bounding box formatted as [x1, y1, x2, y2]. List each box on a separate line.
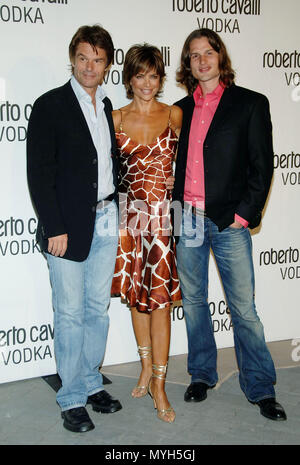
[176, 211, 276, 402]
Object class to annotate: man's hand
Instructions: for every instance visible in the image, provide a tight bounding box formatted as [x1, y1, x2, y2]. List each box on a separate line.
[48, 234, 68, 257]
[229, 221, 243, 229]
[166, 176, 175, 190]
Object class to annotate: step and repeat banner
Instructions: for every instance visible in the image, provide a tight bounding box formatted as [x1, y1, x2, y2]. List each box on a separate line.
[0, 0, 299, 383]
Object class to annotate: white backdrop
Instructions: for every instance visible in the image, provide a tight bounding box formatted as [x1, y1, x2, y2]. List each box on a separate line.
[0, 0, 299, 383]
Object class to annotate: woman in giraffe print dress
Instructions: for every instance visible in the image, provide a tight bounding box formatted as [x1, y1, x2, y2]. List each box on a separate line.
[111, 44, 182, 423]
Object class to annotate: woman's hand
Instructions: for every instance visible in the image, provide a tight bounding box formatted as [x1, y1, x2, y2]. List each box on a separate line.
[166, 176, 175, 190]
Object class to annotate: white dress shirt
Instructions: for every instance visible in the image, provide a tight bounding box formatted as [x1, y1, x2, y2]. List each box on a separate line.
[71, 75, 114, 201]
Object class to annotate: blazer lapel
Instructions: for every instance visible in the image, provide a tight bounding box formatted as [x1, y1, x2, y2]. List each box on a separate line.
[205, 86, 234, 139]
[179, 96, 195, 166]
[62, 80, 96, 151]
[103, 96, 118, 189]
[63, 81, 118, 158]
[63, 81, 118, 184]
[103, 98, 117, 156]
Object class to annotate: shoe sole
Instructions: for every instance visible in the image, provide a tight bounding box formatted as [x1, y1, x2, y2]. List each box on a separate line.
[63, 421, 95, 433]
[61, 412, 95, 433]
[259, 409, 287, 421]
[87, 402, 122, 414]
[184, 392, 207, 403]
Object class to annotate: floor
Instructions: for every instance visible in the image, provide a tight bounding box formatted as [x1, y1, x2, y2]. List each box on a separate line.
[0, 339, 299, 446]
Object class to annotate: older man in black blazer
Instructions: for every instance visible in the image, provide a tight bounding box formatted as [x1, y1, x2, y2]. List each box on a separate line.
[27, 25, 121, 432]
[173, 29, 286, 421]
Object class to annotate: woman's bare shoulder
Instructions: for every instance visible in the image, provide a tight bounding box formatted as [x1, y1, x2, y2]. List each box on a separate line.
[112, 105, 131, 131]
[169, 105, 182, 132]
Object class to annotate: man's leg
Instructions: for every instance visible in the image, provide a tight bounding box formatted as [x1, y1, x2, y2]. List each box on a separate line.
[47, 253, 88, 411]
[83, 201, 122, 414]
[82, 201, 119, 396]
[176, 211, 218, 387]
[211, 223, 276, 402]
[47, 201, 119, 411]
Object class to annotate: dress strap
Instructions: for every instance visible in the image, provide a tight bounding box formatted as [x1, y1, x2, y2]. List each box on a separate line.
[168, 106, 172, 128]
[119, 109, 123, 132]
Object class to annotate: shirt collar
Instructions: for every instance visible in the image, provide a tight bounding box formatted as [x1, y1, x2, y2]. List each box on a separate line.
[70, 75, 106, 103]
[193, 82, 225, 105]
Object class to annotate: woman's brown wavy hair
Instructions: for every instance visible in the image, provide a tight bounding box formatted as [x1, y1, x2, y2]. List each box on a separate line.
[176, 28, 235, 95]
[123, 44, 166, 99]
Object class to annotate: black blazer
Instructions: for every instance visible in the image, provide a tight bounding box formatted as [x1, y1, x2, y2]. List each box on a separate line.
[173, 84, 274, 232]
[27, 80, 118, 262]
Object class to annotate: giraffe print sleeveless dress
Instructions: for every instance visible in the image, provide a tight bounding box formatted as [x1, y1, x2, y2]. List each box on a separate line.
[111, 122, 181, 312]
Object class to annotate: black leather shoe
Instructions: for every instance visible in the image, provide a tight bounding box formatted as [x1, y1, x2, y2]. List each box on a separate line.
[257, 398, 287, 421]
[184, 382, 210, 402]
[87, 390, 122, 413]
[61, 407, 95, 433]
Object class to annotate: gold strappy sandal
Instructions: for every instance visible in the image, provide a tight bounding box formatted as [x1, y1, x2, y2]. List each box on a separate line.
[131, 346, 152, 398]
[148, 363, 175, 423]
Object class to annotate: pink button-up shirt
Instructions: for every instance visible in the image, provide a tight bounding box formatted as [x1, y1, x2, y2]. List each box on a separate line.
[184, 83, 248, 227]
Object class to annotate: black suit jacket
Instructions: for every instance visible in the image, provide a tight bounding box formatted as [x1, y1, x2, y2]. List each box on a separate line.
[173, 84, 274, 232]
[27, 80, 118, 262]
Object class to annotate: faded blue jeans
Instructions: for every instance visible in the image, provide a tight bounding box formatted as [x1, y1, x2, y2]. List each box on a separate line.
[176, 211, 276, 402]
[47, 201, 118, 411]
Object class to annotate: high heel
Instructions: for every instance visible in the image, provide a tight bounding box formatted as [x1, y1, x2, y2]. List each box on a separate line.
[131, 346, 152, 398]
[148, 363, 175, 423]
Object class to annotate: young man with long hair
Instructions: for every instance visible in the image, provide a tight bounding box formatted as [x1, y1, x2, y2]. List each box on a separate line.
[173, 28, 286, 422]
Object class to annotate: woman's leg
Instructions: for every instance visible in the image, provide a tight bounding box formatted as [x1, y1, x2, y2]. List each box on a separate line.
[149, 306, 175, 422]
[130, 307, 152, 397]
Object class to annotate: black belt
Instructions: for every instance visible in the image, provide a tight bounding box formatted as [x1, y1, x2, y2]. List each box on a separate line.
[96, 193, 114, 210]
